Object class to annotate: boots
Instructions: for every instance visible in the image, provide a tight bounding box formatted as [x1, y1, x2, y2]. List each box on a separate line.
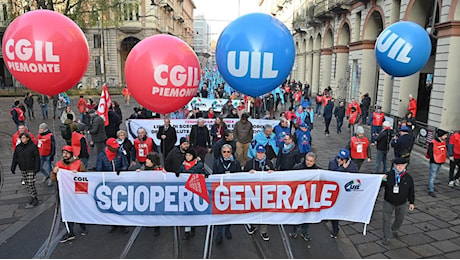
[25, 196, 39, 209]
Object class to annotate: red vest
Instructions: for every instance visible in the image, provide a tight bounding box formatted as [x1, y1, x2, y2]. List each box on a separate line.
[372, 112, 384, 126]
[432, 139, 447, 164]
[134, 137, 154, 162]
[316, 95, 322, 103]
[322, 96, 331, 107]
[71, 132, 89, 157]
[350, 136, 369, 159]
[349, 111, 359, 125]
[449, 132, 460, 159]
[56, 159, 83, 171]
[11, 107, 25, 121]
[37, 133, 53, 156]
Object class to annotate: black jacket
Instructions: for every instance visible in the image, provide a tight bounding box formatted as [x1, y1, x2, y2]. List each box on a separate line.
[382, 169, 415, 206]
[119, 138, 135, 164]
[375, 129, 392, 151]
[213, 157, 241, 174]
[105, 110, 120, 139]
[210, 123, 228, 144]
[190, 125, 211, 148]
[212, 138, 236, 159]
[11, 141, 40, 173]
[165, 146, 186, 173]
[292, 162, 321, 170]
[323, 102, 334, 119]
[178, 160, 206, 175]
[391, 133, 415, 157]
[244, 158, 274, 172]
[156, 125, 177, 157]
[276, 146, 302, 170]
[89, 115, 107, 143]
[334, 106, 346, 120]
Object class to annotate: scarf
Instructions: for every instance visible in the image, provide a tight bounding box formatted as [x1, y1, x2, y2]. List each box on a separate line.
[223, 155, 234, 161]
[183, 159, 198, 170]
[392, 167, 407, 185]
[105, 147, 117, 162]
[282, 143, 294, 154]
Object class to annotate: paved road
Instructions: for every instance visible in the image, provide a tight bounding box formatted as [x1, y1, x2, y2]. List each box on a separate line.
[0, 95, 459, 258]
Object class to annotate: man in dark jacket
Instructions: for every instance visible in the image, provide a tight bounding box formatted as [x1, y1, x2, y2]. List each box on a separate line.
[212, 130, 236, 159]
[381, 157, 415, 245]
[391, 126, 415, 164]
[165, 137, 190, 173]
[374, 121, 392, 173]
[328, 148, 358, 238]
[24, 92, 35, 120]
[11, 132, 40, 208]
[189, 118, 211, 161]
[96, 138, 128, 172]
[105, 107, 120, 139]
[156, 118, 177, 159]
[89, 109, 107, 161]
[334, 101, 346, 134]
[360, 93, 371, 124]
[323, 99, 334, 136]
[276, 134, 302, 170]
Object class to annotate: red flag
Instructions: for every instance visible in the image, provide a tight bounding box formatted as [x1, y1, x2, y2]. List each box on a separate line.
[97, 83, 112, 126]
[185, 174, 209, 204]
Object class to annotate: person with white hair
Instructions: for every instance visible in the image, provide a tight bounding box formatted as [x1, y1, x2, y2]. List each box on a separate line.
[346, 126, 371, 171]
[374, 121, 393, 173]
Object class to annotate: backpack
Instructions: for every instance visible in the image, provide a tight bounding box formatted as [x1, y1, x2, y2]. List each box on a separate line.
[60, 123, 71, 140]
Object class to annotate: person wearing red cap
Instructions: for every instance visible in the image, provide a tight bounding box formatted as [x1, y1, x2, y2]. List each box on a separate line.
[96, 138, 128, 173]
[51, 145, 87, 243]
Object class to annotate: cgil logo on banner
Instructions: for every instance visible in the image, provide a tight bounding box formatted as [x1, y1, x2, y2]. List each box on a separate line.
[93, 181, 340, 215]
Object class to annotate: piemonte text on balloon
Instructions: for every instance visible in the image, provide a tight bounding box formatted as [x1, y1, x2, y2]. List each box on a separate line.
[2, 10, 89, 96]
[216, 13, 295, 97]
[124, 34, 200, 115]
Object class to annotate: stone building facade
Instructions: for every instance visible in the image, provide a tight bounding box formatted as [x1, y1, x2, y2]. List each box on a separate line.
[272, 0, 459, 131]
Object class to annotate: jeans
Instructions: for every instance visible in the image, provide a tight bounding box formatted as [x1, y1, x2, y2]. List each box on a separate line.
[40, 155, 52, 178]
[67, 222, 87, 235]
[382, 201, 407, 239]
[27, 106, 34, 119]
[428, 163, 442, 192]
[325, 117, 332, 134]
[40, 104, 48, 119]
[331, 220, 339, 235]
[449, 159, 460, 181]
[374, 150, 388, 173]
[370, 126, 382, 143]
[316, 104, 322, 115]
[336, 117, 344, 133]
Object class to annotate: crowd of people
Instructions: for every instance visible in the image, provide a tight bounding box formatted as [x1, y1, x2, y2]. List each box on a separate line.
[9, 85, 460, 247]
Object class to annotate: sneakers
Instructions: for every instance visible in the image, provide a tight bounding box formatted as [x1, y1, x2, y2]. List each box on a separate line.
[25, 197, 39, 209]
[330, 233, 338, 239]
[21, 179, 25, 185]
[246, 225, 257, 235]
[449, 181, 455, 187]
[46, 178, 53, 186]
[455, 179, 460, 186]
[289, 232, 298, 239]
[300, 232, 311, 241]
[80, 229, 88, 236]
[392, 230, 399, 238]
[60, 233, 76, 243]
[382, 238, 390, 245]
[260, 232, 270, 241]
[428, 191, 436, 197]
[215, 234, 223, 245]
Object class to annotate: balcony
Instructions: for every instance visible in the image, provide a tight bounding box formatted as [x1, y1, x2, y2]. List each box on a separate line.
[313, 0, 352, 20]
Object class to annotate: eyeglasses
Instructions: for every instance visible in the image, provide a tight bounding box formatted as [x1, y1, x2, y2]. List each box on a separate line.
[222, 151, 231, 153]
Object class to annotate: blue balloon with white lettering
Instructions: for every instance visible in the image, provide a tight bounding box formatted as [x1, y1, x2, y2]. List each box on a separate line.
[375, 21, 431, 77]
[216, 13, 295, 97]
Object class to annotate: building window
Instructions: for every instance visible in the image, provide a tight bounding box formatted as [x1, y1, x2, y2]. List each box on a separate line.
[94, 34, 102, 49]
[2, 4, 7, 21]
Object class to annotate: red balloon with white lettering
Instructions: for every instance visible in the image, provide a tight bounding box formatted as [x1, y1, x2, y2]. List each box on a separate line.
[2, 10, 89, 96]
[125, 34, 200, 115]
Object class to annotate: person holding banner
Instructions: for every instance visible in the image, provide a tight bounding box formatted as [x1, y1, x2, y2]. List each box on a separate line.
[381, 157, 415, 245]
[178, 149, 206, 240]
[244, 144, 275, 241]
[133, 127, 158, 168]
[156, 118, 177, 160]
[289, 152, 321, 241]
[212, 144, 242, 245]
[328, 148, 358, 238]
[50, 145, 88, 243]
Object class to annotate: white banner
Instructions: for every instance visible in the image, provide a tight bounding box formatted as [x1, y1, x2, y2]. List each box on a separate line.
[186, 97, 242, 112]
[58, 169, 382, 226]
[126, 119, 279, 146]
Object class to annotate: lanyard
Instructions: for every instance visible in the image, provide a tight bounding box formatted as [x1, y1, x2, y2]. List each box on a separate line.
[220, 158, 232, 171]
[395, 171, 406, 185]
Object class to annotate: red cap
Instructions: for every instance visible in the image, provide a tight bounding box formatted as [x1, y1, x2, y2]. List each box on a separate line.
[62, 145, 73, 153]
[106, 138, 120, 148]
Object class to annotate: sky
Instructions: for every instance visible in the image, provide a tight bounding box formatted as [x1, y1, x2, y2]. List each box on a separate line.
[193, 0, 263, 41]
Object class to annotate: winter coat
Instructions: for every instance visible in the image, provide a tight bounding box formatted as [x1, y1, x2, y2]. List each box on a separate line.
[96, 150, 128, 172]
[156, 125, 177, 157]
[212, 138, 237, 159]
[89, 115, 107, 143]
[11, 141, 40, 173]
[233, 120, 253, 144]
[276, 146, 302, 170]
[105, 110, 120, 139]
[165, 146, 186, 173]
[213, 157, 241, 174]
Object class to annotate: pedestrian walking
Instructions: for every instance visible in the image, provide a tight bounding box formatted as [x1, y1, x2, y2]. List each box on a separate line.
[89, 109, 107, 162]
[10, 100, 26, 129]
[248, 124, 279, 164]
[346, 126, 371, 171]
[334, 101, 346, 134]
[276, 134, 302, 171]
[368, 106, 385, 144]
[448, 128, 460, 187]
[210, 116, 227, 145]
[323, 99, 334, 136]
[381, 157, 415, 245]
[212, 130, 236, 159]
[11, 132, 40, 208]
[24, 92, 35, 120]
[37, 123, 55, 186]
[426, 129, 448, 197]
[37, 94, 49, 119]
[294, 123, 312, 157]
[391, 126, 415, 164]
[374, 121, 392, 173]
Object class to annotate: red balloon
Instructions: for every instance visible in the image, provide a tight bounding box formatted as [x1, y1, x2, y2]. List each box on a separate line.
[125, 34, 200, 115]
[2, 10, 89, 96]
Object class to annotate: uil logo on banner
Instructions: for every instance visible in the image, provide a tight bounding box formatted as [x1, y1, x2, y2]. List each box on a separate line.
[74, 176, 89, 194]
[344, 179, 362, 192]
[216, 13, 295, 97]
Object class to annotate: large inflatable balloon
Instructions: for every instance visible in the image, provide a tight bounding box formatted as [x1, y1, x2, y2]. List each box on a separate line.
[2, 10, 89, 96]
[375, 21, 431, 77]
[216, 13, 295, 97]
[125, 34, 200, 115]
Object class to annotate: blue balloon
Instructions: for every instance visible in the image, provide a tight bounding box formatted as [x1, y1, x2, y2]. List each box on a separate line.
[375, 21, 431, 77]
[216, 13, 295, 97]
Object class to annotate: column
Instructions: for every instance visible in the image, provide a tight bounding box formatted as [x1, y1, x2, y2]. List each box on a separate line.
[334, 46, 349, 100]
[359, 48, 378, 104]
[381, 74, 393, 113]
[305, 52, 313, 84]
[440, 37, 460, 130]
[321, 49, 332, 88]
[312, 51, 321, 95]
[397, 73, 419, 117]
